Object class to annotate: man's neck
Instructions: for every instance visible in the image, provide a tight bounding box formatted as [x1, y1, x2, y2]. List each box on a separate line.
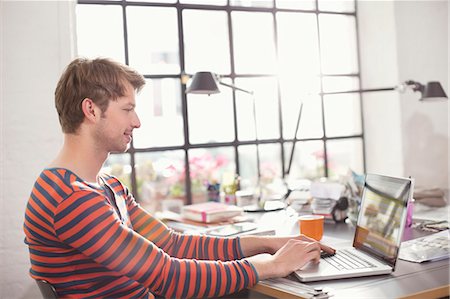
[49, 134, 108, 183]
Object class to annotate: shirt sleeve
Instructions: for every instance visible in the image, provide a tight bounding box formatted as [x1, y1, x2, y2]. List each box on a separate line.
[54, 190, 258, 298]
[125, 192, 245, 261]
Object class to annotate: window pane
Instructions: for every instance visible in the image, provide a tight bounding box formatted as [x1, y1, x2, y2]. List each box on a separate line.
[238, 145, 258, 189]
[277, 12, 320, 76]
[183, 10, 230, 74]
[319, 14, 358, 74]
[326, 138, 363, 179]
[323, 93, 361, 137]
[76, 5, 125, 62]
[279, 74, 323, 139]
[284, 141, 325, 180]
[187, 81, 235, 144]
[235, 77, 279, 141]
[101, 154, 132, 189]
[318, 0, 355, 13]
[259, 143, 282, 186]
[230, 0, 273, 7]
[232, 12, 277, 74]
[127, 7, 179, 75]
[276, 0, 315, 10]
[322, 76, 360, 93]
[189, 147, 236, 203]
[133, 78, 184, 148]
[135, 150, 186, 211]
[180, 0, 227, 5]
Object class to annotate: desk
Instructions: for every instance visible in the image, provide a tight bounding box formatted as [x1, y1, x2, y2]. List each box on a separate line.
[247, 209, 450, 299]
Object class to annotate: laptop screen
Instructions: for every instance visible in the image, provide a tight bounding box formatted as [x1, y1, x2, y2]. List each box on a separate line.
[353, 174, 413, 268]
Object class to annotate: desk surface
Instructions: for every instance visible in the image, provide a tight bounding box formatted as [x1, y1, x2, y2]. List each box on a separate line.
[248, 209, 450, 299]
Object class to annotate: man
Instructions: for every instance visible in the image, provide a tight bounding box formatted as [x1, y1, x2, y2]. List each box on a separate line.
[24, 57, 332, 298]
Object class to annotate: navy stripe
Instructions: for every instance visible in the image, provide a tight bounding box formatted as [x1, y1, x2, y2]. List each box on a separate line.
[224, 238, 229, 259]
[231, 263, 241, 292]
[35, 181, 58, 207]
[52, 275, 116, 289]
[224, 263, 232, 295]
[30, 193, 54, 218]
[204, 262, 212, 298]
[181, 235, 193, 258]
[161, 260, 176, 295]
[84, 280, 135, 298]
[41, 172, 69, 201]
[213, 238, 219, 260]
[232, 239, 239, 258]
[30, 267, 110, 278]
[31, 259, 92, 268]
[64, 170, 72, 182]
[101, 232, 133, 266]
[145, 251, 164, 289]
[181, 261, 191, 299]
[24, 223, 62, 248]
[212, 263, 221, 298]
[115, 235, 144, 272]
[162, 260, 179, 294]
[197, 238, 203, 259]
[130, 205, 145, 223]
[90, 225, 122, 259]
[98, 282, 142, 299]
[27, 203, 53, 228]
[134, 216, 154, 233]
[60, 209, 112, 244]
[54, 192, 100, 223]
[240, 262, 250, 288]
[24, 214, 53, 238]
[77, 220, 116, 252]
[128, 239, 150, 277]
[29, 248, 77, 258]
[192, 260, 201, 298]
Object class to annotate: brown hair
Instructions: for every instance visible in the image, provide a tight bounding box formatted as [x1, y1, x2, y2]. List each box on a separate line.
[55, 57, 145, 133]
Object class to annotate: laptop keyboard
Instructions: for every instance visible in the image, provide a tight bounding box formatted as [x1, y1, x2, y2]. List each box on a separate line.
[322, 249, 376, 270]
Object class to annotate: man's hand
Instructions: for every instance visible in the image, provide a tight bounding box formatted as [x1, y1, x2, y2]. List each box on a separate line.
[246, 239, 321, 280]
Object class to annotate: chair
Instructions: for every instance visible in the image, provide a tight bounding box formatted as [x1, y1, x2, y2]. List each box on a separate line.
[35, 280, 58, 299]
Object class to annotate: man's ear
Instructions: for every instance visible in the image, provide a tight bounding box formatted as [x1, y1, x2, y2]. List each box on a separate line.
[81, 98, 99, 122]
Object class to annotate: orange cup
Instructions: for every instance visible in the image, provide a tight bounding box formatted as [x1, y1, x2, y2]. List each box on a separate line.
[299, 215, 324, 241]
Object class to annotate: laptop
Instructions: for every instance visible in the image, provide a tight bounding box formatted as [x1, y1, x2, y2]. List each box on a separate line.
[295, 173, 414, 282]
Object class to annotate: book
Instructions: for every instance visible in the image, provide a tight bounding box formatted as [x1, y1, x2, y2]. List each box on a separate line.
[181, 202, 244, 223]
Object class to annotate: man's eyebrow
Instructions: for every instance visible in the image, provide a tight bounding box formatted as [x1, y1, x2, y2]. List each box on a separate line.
[123, 102, 136, 108]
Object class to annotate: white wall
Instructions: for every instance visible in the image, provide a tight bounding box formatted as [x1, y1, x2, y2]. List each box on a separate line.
[394, 0, 449, 189]
[1, 1, 75, 298]
[358, 0, 448, 190]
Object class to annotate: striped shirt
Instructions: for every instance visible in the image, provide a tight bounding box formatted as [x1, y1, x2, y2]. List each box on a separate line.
[24, 168, 258, 298]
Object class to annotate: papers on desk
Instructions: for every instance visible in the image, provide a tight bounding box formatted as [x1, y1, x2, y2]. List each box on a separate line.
[399, 230, 450, 263]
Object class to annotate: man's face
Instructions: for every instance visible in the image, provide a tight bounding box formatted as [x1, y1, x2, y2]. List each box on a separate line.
[94, 82, 141, 153]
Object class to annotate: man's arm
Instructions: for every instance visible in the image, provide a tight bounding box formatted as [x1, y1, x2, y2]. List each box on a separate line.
[54, 190, 258, 298]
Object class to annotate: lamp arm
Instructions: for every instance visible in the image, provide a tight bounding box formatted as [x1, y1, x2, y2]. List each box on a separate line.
[218, 81, 254, 95]
[321, 86, 397, 96]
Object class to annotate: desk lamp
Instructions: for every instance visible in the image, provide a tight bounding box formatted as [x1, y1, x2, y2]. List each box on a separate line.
[186, 71, 284, 212]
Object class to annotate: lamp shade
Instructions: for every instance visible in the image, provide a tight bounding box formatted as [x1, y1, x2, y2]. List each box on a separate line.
[420, 81, 448, 101]
[185, 72, 220, 94]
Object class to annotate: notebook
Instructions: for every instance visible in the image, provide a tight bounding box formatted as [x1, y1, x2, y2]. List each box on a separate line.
[295, 173, 414, 282]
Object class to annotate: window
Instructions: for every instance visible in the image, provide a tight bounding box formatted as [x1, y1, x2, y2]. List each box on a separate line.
[76, 0, 365, 209]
